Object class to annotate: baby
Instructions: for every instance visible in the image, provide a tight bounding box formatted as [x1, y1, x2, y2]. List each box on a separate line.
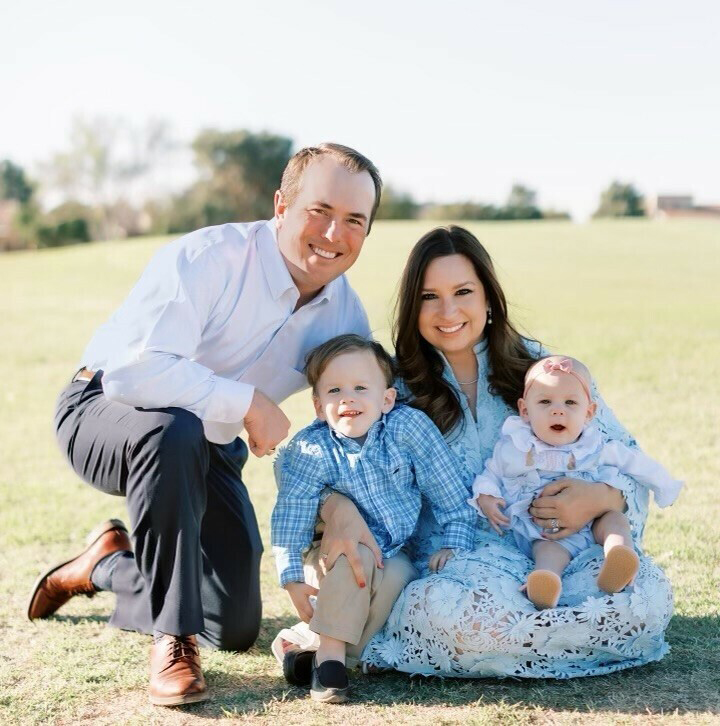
[470, 355, 682, 609]
[272, 334, 475, 703]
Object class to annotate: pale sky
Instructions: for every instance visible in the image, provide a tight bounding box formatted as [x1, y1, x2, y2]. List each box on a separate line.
[3, 0, 719, 219]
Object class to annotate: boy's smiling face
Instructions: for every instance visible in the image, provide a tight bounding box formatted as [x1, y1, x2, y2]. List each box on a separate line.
[313, 350, 396, 439]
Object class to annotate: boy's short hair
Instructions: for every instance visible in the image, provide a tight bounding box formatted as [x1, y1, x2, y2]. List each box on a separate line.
[305, 334, 395, 391]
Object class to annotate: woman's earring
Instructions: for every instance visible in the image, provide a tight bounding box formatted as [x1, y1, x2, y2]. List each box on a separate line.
[487, 306, 493, 325]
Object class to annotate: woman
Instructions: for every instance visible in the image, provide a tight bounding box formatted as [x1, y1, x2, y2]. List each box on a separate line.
[322, 226, 672, 678]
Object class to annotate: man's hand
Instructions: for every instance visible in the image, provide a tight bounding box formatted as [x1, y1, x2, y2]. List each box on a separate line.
[529, 477, 624, 540]
[428, 548, 454, 573]
[244, 388, 290, 457]
[284, 582, 319, 623]
[476, 494, 510, 534]
[318, 493, 383, 588]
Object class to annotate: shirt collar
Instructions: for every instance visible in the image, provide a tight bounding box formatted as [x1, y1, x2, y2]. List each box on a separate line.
[259, 218, 340, 306]
[501, 415, 603, 458]
[473, 338, 488, 355]
[257, 219, 295, 301]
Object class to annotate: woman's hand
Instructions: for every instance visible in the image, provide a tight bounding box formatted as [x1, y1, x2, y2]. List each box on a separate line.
[319, 493, 383, 587]
[529, 477, 624, 540]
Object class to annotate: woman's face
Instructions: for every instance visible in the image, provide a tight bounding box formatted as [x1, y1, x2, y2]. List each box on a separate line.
[417, 254, 488, 357]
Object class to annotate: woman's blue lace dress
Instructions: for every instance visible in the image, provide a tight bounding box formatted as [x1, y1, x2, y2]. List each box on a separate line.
[362, 340, 673, 678]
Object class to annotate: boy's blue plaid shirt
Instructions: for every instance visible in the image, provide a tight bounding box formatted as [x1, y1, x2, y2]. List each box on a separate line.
[271, 404, 476, 586]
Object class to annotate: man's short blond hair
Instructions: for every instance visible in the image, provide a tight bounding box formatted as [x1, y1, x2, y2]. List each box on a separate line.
[279, 143, 382, 231]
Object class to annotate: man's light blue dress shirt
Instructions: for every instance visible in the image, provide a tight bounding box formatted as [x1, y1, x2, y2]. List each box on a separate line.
[81, 219, 370, 443]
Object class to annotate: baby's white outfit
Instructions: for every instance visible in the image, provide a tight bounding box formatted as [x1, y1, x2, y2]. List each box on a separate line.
[469, 416, 683, 557]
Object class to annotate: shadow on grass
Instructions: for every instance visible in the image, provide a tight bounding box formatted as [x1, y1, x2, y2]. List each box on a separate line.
[176, 614, 720, 719]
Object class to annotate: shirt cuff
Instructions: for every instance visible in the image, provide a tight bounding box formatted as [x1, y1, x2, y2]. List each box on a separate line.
[318, 487, 335, 509]
[441, 521, 476, 551]
[472, 475, 503, 500]
[205, 376, 255, 423]
[273, 547, 305, 587]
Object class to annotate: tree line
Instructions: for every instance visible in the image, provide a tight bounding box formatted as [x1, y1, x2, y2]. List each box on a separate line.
[1, 120, 645, 251]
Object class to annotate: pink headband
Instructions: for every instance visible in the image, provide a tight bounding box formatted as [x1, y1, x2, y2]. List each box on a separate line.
[523, 357, 592, 402]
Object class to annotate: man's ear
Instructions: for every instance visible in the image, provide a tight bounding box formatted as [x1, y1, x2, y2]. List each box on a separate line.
[382, 387, 397, 414]
[585, 401, 597, 422]
[313, 395, 325, 420]
[518, 398, 529, 421]
[274, 189, 286, 225]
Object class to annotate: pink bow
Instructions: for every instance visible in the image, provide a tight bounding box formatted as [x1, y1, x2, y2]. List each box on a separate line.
[543, 357, 573, 374]
[523, 356, 592, 403]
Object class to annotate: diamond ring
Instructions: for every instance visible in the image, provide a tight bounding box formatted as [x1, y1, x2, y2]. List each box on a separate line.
[550, 518, 559, 529]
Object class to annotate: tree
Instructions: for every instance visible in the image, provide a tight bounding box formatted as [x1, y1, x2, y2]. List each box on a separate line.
[506, 183, 537, 210]
[190, 129, 293, 223]
[0, 160, 40, 250]
[502, 183, 542, 220]
[376, 186, 419, 220]
[593, 181, 645, 218]
[40, 116, 174, 239]
[1, 160, 34, 203]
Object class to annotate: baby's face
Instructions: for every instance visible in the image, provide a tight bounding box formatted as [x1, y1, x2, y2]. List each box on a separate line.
[313, 350, 396, 439]
[518, 373, 596, 446]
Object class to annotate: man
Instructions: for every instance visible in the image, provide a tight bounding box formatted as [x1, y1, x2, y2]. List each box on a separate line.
[28, 143, 382, 706]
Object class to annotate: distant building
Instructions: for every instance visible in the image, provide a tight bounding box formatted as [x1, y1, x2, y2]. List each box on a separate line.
[647, 194, 720, 220]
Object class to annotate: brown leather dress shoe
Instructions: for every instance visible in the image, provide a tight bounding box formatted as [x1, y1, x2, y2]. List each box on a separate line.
[149, 634, 209, 706]
[26, 519, 132, 620]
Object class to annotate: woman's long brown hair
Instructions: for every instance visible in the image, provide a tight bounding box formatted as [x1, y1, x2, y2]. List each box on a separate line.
[393, 226, 540, 435]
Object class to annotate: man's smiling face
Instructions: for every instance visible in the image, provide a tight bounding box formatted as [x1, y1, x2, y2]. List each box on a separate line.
[274, 155, 376, 299]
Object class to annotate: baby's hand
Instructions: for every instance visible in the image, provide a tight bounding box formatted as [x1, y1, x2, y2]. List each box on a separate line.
[428, 548, 454, 573]
[284, 581, 319, 623]
[476, 494, 510, 535]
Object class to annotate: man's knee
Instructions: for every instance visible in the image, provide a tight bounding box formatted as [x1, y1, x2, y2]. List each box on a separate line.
[201, 615, 261, 652]
[126, 408, 207, 478]
[152, 408, 206, 459]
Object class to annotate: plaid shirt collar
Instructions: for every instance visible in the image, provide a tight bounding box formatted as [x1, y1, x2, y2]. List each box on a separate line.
[328, 412, 389, 453]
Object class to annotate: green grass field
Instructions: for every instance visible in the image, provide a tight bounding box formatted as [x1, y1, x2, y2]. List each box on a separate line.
[1, 220, 718, 725]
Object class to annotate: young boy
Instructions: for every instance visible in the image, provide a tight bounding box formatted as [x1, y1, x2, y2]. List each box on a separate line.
[271, 334, 476, 703]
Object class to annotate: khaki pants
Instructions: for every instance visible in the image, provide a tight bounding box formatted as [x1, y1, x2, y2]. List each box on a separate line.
[304, 542, 417, 666]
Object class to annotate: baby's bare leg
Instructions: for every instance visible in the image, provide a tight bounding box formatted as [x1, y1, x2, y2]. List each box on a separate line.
[526, 540, 571, 609]
[533, 540, 571, 576]
[592, 511, 639, 593]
